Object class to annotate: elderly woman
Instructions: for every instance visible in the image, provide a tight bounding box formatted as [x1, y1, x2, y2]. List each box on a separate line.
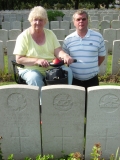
[13, 6, 74, 103]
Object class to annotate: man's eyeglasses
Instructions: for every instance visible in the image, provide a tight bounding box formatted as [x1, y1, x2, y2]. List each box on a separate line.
[75, 18, 87, 21]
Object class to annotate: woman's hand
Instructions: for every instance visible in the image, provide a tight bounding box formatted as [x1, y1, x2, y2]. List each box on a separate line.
[16, 55, 50, 67]
[36, 59, 50, 68]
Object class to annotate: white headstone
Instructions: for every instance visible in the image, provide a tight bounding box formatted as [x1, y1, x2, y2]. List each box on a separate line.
[0, 29, 8, 48]
[44, 22, 49, 29]
[16, 13, 23, 21]
[70, 21, 74, 29]
[90, 16, 99, 21]
[22, 13, 29, 21]
[12, 21, 22, 30]
[103, 28, 116, 52]
[0, 84, 41, 159]
[100, 13, 107, 21]
[99, 40, 108, 75]
[50, 21, 59, 29]
[58, 40, 63, 46]
[94, 13, 100, 21]
[89, 20, 99, 29]
[0, 17, 2, 25]
[2, 21, 11, 30]
[22, 21, 30, 31]
[41, 85, 85, 158]
[4, 14, 10, 21]
[112, 40, 120, 75]
[111, 20, 120, 29]
[100, 20, 110, 35]
[69, 28, 76, 34]
[85, 86, 120, 160]
[90, 28, 100, 32]
[63, 16, 72, 21]
[113, 13, 119, 20]
[6, 40, 16, 73]
[116, 29, 120, 40]
[0, 41, 4, 71]
[103, 15, 112, 22]
[60, 21, 70, 36]
[52, 29, 66, 40]
[8, 29, 21, 40]
[56, 16, 62, 21]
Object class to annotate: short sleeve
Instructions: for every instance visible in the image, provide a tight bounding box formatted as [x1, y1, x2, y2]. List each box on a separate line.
[13, 30, 28, 56]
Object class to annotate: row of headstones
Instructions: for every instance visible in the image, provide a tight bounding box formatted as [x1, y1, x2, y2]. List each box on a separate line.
[1, 20, 75, 33]
[89, 14, 120, 21]
[89, 19, 120, 32]
[0, 29, 21, 48]
[0, 38, 119, 77]
[0, 12, 29, 23]
[0, 9, 120, 22]
[62, 10, 120, 18]
[1, 13, 120, 31]
[89, 20, 120, 34]
[1, 20, 120, 43]
[43, 27, 120, 53]
[1, 21, 30, 31]
[0, 26, 120, 53]
[91, 27, 120, 52]
[0, 84, 120, 159]
[0, 28, 75, 49]
[62, 9, 120, 15]
[0, 9, 120, 25]
[10, 19, 120, 36]
[62, 13, 120, 22]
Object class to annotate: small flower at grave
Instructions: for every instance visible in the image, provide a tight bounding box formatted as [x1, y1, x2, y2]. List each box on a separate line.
[91, 143, 102, 160]
[73, 152, 81, 159]
[95, 143, 101, 148]
[69, 152, 82, 160]
[109, 153, 114, 160]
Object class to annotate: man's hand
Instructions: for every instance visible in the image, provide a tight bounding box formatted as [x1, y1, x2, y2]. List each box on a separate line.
[63, 54, 74, 65]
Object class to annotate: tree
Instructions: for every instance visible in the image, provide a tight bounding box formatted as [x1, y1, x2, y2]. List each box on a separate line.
[0, 0, 116, 10]
[74, 0, 80, 9]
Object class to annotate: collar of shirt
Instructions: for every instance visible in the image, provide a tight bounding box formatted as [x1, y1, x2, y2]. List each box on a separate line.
[75, 29, 91, 38]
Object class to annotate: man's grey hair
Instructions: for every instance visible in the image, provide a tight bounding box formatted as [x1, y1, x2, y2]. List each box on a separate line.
[72, 10, 88, 21]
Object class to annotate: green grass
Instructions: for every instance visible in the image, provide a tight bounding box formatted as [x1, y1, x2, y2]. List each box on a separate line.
[4, 54, 9, 74]
[106, 54, 112, 74]
[0, 82, 16, 86]
[0, 54, 120, 86]
[0, 55, 15, 86]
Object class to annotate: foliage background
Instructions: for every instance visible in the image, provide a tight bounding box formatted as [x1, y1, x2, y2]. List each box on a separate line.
[0, 0, 116, 10]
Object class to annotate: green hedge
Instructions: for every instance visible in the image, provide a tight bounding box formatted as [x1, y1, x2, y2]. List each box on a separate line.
[47, 10, 65, 21]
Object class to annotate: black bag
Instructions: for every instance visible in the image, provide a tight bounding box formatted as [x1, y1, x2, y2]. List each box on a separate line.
[45, 67, 68, 85]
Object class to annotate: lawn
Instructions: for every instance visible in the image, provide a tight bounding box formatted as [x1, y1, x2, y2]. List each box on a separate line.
[0, 54, 120, 86]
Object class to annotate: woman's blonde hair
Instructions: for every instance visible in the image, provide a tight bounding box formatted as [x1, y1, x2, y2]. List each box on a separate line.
[28, 6, 48, 24]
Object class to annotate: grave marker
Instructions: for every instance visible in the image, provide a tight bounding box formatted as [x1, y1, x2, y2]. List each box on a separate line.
[85, 86, 120, 160]
[0, 85, 41, 159]
[41, 85, 85, 158]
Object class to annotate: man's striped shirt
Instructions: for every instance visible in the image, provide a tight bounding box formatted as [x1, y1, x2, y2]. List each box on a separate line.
[63, 29, 106, 81]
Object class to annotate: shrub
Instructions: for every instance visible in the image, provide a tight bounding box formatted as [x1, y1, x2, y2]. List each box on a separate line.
[47, 10, 65, 21]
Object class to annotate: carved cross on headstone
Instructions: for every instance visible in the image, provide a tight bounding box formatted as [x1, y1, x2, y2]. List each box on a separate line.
[11, 127, 28, 152]
[54, 127, 72, 152]
[100, 128, 115, 150]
